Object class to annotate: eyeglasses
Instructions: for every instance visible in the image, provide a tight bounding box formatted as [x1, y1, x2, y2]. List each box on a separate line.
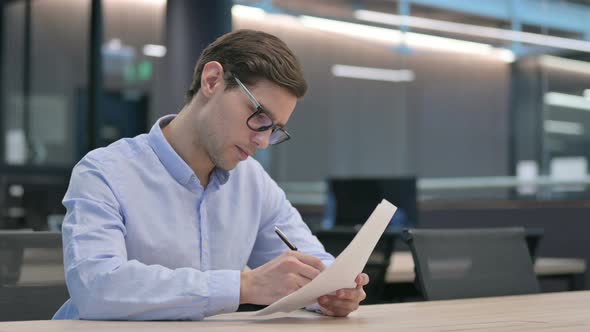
[233, 76, 291, 145]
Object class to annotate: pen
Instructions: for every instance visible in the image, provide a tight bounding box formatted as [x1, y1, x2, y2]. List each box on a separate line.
[274, 226, 298, 251]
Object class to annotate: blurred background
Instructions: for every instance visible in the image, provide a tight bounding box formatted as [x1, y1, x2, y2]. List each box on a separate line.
[1, 0, 590, 320]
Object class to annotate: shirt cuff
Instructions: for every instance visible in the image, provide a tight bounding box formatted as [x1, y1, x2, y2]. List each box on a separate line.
[205, 270, 241, 317]
[322, 258, 334, 269]
[304, 302, 323, 314]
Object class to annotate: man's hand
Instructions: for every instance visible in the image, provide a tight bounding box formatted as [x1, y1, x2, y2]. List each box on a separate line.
[317, 273, 369, 317]
[240, 251, 326, 305]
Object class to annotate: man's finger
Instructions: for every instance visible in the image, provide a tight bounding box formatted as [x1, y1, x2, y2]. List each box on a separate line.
[319, 306, 335, 317]
[319, 297, 359, 316]
[290, 251, 326, 271]
[287, 273, 313, 292]
[355, 273, 369, 286]
[293, 260, 322, 280]
[335, 288, 363, 301]
[320, 304, 351, 317]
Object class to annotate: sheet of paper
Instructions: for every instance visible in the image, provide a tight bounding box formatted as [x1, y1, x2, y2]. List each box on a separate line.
[255, 199, 397, 316]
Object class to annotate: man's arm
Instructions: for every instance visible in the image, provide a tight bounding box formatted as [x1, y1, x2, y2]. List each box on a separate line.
[246, 164, 334, 270]
[62, 157, 239, 320]
[244, 162, 368, 315]
[233, 162, 333, 305]
[240, 250, 325, 305]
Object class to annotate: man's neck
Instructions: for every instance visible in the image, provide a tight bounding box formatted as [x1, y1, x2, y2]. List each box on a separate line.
[162, 112, 213, 188]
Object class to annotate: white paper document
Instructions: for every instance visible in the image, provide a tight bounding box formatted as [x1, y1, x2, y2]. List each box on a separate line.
[255, 199, 397, 316]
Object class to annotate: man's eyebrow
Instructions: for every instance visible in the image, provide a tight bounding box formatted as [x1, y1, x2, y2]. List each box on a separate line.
[259, 101, 286, 127]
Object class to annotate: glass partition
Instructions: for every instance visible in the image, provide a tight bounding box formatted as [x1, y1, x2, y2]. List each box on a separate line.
[2, 0, 90, 166]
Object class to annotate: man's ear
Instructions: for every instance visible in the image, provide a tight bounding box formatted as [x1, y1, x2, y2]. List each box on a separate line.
[200, 61, 225, 98]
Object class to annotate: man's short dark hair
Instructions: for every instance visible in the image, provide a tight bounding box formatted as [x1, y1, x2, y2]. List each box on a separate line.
[185, 29, 307, 104]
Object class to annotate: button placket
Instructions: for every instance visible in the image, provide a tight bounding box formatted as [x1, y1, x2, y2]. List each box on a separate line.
[199, 194, 209, 270]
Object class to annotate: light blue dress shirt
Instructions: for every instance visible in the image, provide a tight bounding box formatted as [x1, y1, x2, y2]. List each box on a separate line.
[53, 115, 334, 321]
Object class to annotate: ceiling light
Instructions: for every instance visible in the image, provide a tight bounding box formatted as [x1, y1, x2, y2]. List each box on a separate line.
[544, 120, 584, 135]
[545, 92, 590, 111]
[232, 4, 266, 19]
[299, 15, 513, 62]
[356, 9, 590, 53]
[143, 44, 166, 57]
[332, 65, 415, 82]
[300, 16, 402, 44]
[102, 38, 135, 59]
[232, 5, 513, 62]
[539, 56, 590, 75]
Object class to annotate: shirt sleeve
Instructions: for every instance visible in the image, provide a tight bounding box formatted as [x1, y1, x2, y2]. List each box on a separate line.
[246, 163, 334, 269]
[61, 156, 240, 321]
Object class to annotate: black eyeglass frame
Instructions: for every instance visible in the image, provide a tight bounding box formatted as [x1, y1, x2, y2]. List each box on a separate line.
[233, 76, 291, 145]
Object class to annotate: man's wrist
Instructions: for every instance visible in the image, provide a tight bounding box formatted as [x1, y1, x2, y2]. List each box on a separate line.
[239, 271, 251, 304]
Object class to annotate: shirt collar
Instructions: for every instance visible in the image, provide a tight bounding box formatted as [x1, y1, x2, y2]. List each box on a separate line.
[147, 115, 230, 189]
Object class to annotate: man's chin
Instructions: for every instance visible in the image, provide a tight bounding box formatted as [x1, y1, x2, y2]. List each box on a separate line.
[216, 159, 241, 172]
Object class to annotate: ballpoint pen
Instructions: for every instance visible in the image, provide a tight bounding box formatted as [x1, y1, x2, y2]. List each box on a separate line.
[274, 226, 298, 251]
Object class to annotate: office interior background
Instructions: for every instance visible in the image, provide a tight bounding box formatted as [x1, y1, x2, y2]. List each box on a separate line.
[1, 0, 590, 320]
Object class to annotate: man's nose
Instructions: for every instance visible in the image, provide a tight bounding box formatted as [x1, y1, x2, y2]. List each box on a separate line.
[252, 130, 271, 149]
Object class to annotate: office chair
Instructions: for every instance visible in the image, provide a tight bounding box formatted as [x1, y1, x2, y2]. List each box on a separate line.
[314, 227, 397, 304]
[402, 227, 540, 301]
[524, 227, 543, 263]
[0, 231, 69, 321]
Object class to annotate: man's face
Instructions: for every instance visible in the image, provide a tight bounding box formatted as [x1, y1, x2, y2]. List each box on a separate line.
[199, 78, 297, 171]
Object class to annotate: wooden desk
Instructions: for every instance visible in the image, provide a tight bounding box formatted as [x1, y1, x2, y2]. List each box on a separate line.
[1, 291, 589, 331]
[11, 253, 587, 288]
[386, 252, 587, 285]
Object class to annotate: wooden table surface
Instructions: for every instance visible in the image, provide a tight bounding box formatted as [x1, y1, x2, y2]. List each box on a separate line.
[1, 291, 589, 331]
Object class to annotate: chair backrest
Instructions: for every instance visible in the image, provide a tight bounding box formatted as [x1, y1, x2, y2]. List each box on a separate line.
[0, 231, 68, 321]
[314, 227, 397, 304]
[403, 227, 540, 301]
[524, 227, 543, 263]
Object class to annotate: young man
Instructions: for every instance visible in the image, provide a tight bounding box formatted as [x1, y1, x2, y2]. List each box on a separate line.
[53, 29, 368, 321]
